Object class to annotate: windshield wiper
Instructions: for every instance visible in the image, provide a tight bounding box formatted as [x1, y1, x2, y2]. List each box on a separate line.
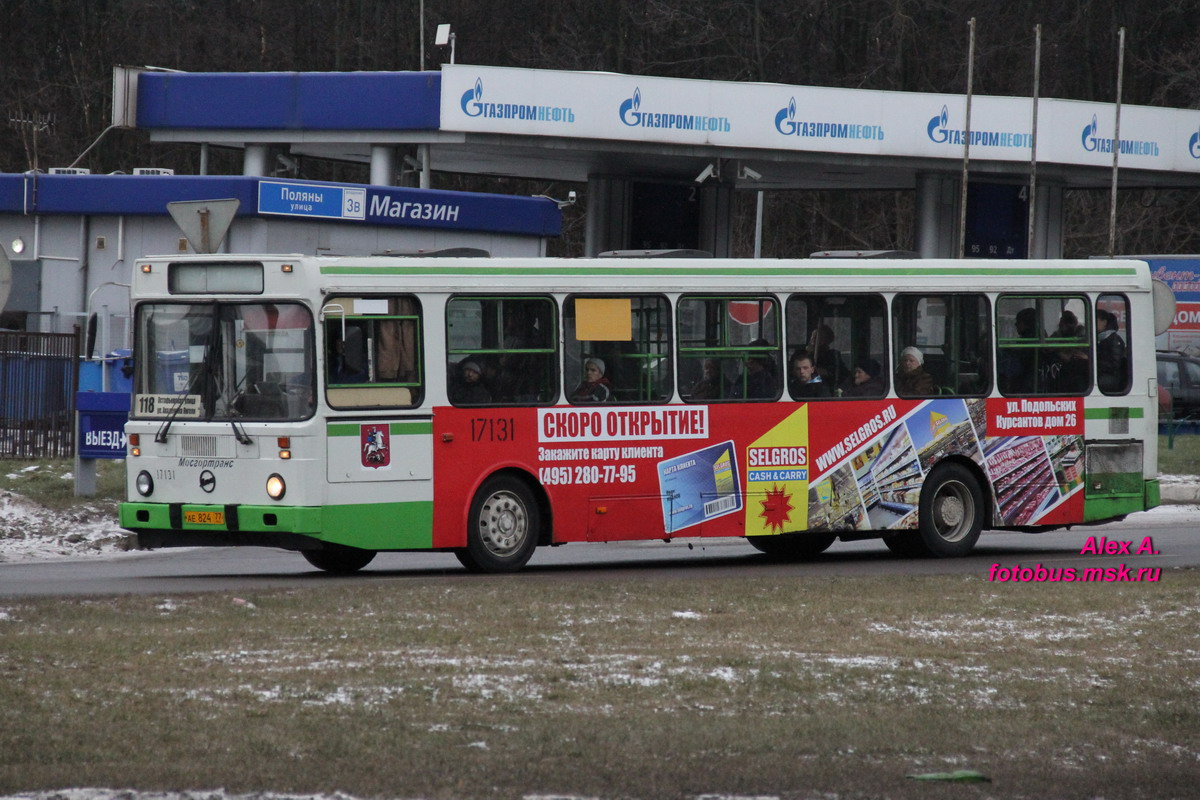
[228, 415, 253, 445]
[156, 309, 219, 443]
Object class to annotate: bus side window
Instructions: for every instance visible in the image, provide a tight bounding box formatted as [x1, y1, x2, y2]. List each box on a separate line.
[786, 293, 888, 399]
[446, 295, 559, 406]
[996, 295, 1090, 396]
[565, 295, 672, 405]
[678, 296, 781, 402]
[892, 294, 990, 398]
[324, 295, 423, 408]
[1097, 295, 1130, 395]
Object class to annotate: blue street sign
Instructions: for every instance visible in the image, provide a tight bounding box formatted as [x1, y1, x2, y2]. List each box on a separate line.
[258, 180, 366, 221]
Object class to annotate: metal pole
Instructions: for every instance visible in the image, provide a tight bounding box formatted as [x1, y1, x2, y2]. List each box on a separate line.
[419, 0, 425, 71]
[1108, 27, 1125, 258]
[753, 190, 764, 258]
[958, 17, 976, 259]
[1027, 24, 1041, 258]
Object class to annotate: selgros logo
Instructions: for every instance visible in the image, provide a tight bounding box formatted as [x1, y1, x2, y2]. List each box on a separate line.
[774, 96, 884, 140]
[1080, 114, 1160, 156]
[459, 78, 575, 123]
[926, 105, 1032, 148]
[618, 87, 731, 132]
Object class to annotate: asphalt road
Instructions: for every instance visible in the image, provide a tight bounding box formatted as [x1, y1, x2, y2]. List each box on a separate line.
[2, 506, 1196, 598]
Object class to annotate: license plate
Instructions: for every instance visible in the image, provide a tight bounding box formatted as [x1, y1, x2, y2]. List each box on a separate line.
[184, 510, 225, 525]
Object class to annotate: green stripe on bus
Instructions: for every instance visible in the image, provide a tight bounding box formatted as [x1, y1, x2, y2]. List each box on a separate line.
[327, 421, 432, 436]
[1083, 407, 1145, 420]
[321, 501, 433, 550]
[120, 500, 434, 550]
[318, 265, 1140, 278]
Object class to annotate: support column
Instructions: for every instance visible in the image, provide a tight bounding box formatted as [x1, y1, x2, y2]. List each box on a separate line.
[418, 144, 431, 190]
[915, 173, 959, 258]
[1029, 182, 1064, 258]
[698, 183, 732, 258]
[370, 146, 397, 186]
[242, 144, 270, 177]
[584, 176, 630, 256]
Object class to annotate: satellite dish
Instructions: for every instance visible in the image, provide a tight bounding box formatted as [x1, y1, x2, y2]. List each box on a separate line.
[0, 243, 12, 312]
[1153, 279, 1177, 336]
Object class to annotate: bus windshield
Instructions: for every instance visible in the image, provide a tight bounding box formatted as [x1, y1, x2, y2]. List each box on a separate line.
[132, 302, 315, 421]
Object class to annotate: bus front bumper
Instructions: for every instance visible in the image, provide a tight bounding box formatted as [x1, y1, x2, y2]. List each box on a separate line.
[120, 501, 324, 549]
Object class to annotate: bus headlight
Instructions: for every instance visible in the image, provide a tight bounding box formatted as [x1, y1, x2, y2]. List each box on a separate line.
[266, 473, 286, 500]
[136, 471, 154, 497]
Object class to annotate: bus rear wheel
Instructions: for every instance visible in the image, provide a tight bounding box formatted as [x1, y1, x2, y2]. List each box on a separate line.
[916, 462, 984, 557]
[302, 545, 376, 573]
[747, 532, 836, 559]
[456, 476, 540, 573]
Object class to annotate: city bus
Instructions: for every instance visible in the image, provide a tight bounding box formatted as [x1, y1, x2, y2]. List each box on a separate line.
[118, 254, 1169, 573]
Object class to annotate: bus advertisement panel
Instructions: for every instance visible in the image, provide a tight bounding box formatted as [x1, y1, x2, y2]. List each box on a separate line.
[428, 396, 1087, 547]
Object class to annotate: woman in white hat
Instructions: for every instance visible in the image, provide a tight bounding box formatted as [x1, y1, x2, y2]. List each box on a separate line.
[895, 346, 935, 396]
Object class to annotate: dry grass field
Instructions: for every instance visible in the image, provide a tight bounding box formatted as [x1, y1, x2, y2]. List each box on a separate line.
[2, 571, 1198, 800]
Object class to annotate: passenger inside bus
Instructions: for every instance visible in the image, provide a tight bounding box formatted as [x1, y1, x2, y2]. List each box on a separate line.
[841, 357, 886, 398]
[570, 357, 613, 403]
[807, 324, 848, 386]
[449, 359, 492, 404]
[1042, 348, 1090, 394]
[688, 358, 728, 400]
[997, 307, 1040, 394]
[327, 327, 368, 384]
[788, 352, 832, 398]
[741, 339, 778, 399]
[1096, 309, 1128, 392]
[1042, 311, 1090, 394]
[895, 346, 936, 396]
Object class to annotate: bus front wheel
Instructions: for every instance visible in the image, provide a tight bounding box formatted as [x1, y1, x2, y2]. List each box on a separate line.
[917, 462, 984, 557]
[456, 476, 540, 573]
[302, 544, 376, 573]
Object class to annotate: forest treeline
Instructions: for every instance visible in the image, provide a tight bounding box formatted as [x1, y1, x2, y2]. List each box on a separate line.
[2, 0, 1200, 256]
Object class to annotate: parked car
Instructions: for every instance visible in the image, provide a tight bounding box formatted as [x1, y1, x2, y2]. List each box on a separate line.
[1156, 350, 1200, 418]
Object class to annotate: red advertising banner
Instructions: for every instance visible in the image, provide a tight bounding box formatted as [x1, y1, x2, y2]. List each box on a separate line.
[985, 397, 1083, 437]
[1172, 302, 1200, 331]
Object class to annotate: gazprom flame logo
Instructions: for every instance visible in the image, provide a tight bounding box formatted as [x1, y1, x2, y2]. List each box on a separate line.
[1189, 124, 1200, 159]
[1081, 114, 1161, 156]
[774, 96, 884, 141]
[458, 77, 575, 124]
[927, 106, 951, 143]
[774, 97, 799, 134]
[618, 86, 731, 132]
[925, 105, 1030, 149]
[460, 78, 485, 117]
[619, 87, 643, 126]
[1081, 114, 1100, 151]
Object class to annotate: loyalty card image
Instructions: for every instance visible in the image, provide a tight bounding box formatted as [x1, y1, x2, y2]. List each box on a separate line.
[658, 440, 743, 533]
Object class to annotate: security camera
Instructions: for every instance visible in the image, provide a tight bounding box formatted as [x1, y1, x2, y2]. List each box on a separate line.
[694, 164, 716, 183]
[741, 166, 762, 181]
[567, 190, 577, 203]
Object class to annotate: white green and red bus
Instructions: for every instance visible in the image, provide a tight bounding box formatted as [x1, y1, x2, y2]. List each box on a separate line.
[118, 254, 1169, 573]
